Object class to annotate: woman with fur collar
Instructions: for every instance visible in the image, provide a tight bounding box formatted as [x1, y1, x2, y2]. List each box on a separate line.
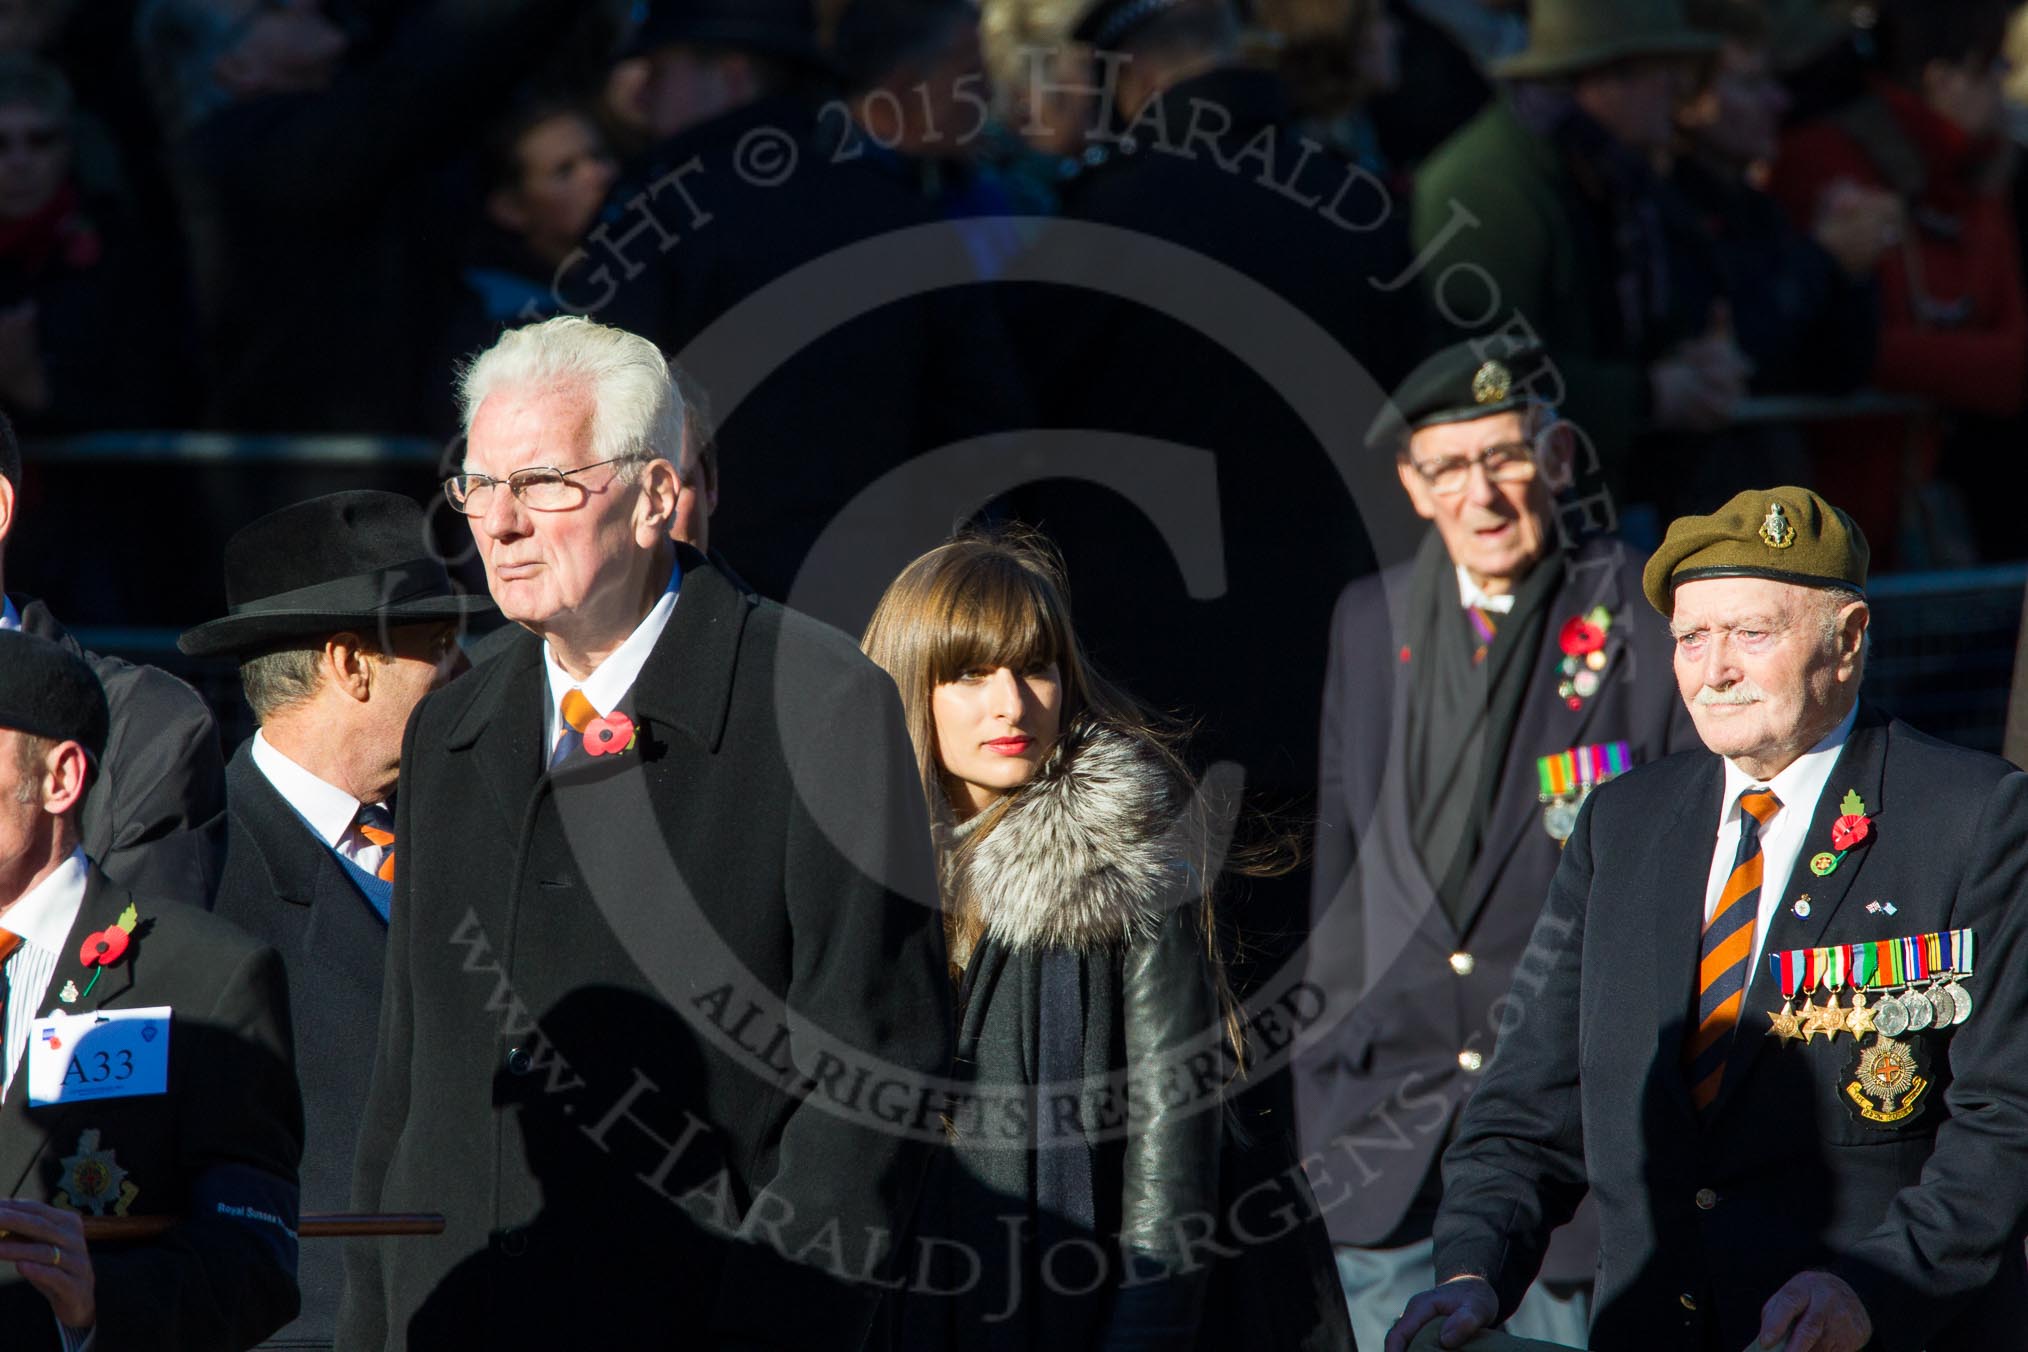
[863, 532, 1250, 1350]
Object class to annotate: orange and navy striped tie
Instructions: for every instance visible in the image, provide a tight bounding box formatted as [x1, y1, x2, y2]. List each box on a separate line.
[354, 806, 397, 883]
[1688, 787, 1781, 1113]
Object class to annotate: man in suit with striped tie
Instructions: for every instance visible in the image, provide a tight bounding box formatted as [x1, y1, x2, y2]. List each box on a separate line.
[1389, 487, 2028, 1352]
[178, 491, 485, 1349]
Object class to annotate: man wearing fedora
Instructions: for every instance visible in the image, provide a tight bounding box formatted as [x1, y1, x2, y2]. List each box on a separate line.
[0, 412, 225, 903]
[585, 0, 1026, 604]
[0, 629, 303, 1352]
[1410, 0, 1751, 508]
[339, 316, 949, 1349]
[178, 490, 485, 1351]
[1390, 489, 2028, 1352]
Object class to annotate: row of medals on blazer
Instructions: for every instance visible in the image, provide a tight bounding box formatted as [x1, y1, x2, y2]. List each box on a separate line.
[1765, 937, 1976, 1044]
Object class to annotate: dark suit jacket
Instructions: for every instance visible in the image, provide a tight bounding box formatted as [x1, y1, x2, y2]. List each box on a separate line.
[213, 743, 387, 1349]
[0, 867, 302, 1350]
[16, 596, 225, 904]
[339, 549, 952, 1350]
[1297, 535, 1696, 1273]
[1435, 710, 2028, 1351]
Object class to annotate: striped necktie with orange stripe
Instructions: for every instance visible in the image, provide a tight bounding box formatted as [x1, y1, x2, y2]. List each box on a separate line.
[1688, 787, 1781, 1113]
[354, 806, 397, 883]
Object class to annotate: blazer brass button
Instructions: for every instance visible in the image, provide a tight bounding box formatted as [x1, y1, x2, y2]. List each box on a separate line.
[1694, 1188, 1717, 1211]
[498, 1227, 529, 1258]
[1449, 952, 1476, 976]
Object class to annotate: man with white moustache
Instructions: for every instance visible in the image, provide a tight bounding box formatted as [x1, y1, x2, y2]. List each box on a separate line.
[1391, 487, 2028, 1352]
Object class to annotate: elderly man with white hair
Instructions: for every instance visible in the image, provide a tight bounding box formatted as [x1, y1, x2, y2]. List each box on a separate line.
[1391, 488, 2028, 1352]
[339, 316, 950, 1350]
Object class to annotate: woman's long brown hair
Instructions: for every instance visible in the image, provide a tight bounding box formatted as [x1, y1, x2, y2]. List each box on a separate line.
[861, 527, 1249, 1069]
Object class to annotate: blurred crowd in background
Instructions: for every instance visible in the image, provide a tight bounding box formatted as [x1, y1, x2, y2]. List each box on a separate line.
[6, 0, 2028, 573]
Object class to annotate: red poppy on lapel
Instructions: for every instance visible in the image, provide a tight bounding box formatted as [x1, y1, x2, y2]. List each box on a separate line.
[1558, 616, 1606, 656]
[583, 711, 638, 758]
[1831, 789, 1873, 851]
[77, 903, 141, 1001]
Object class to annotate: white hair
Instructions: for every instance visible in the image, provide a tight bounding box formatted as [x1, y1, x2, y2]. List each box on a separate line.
[458, 316, 688, 484]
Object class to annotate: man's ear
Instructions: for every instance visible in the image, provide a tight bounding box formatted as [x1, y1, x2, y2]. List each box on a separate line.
[633, 459, 681, 546]
[324, 633, 373, 703]
[0, 473, 15, 550]
[40, 739, 89, 817]
[1838, 601, 1870, 677]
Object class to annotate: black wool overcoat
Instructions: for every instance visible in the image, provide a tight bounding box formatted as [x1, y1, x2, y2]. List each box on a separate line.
[339, 551, 952, 1350]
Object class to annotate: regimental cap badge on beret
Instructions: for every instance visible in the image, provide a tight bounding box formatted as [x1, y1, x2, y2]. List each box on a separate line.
[1759, 501, 1796, 550]
[1471, 361, 1513, 406]
[1642, 485, 1869, 615]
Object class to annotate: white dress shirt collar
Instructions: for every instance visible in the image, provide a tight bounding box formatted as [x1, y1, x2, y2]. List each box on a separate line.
[250, 731, 376, 849]
[0, 594, 19, 630]
[543, 557, 682, 750]
[1718, 703, 1859, 832]
[1704, 703, 1861, 985]
[0, 847, 89, 950]
[1455, 565, 1516, 615]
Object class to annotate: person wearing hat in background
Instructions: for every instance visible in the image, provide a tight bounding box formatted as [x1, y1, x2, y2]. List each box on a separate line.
[586, 0, 1028, 605]
[1296, 340, 1695, 1352]
[1390, 487, 2028, 1351]
[0, 409, 225, 905]
[0, 629, 303, 1352]
[1409, 0, 1750, 519]
[176, 490, 484, 1351]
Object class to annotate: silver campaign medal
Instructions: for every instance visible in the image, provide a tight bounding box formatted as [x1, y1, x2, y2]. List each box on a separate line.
[1872, 993, 1909, 1039]
[1902, 984, 1934, 1033]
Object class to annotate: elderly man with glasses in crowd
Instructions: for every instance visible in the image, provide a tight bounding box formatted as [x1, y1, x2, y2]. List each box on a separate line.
[1296, 339, 1696, 1350]
[339, 315, 949, 1350]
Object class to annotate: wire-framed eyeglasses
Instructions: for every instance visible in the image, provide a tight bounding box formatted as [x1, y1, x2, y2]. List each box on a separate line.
[443, 456, 643, 517]
[1407, 441, 1539, 497]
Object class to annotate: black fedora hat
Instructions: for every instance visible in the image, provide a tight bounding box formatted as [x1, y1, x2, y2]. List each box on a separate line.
[624, 0, 832, 71]
[178, 491, 492, 659]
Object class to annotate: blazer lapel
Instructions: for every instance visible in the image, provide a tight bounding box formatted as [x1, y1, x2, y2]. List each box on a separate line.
[1453, 548, 1629, 938]
[1, 871, 138, 1196]
[1649, 756, 1727, 1125]
[1711, 712, 1889, 1118]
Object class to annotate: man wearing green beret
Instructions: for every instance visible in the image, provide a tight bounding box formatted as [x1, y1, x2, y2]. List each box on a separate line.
[1297, 339, 1696, 1349]
[1391, 488, 2028, 1351]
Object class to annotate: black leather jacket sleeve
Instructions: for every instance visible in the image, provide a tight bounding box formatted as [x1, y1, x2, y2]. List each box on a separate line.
[1100, 898, 1225, 1351]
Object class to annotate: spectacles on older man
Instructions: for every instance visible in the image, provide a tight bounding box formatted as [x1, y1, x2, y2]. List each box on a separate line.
[1407, 441, 1539, 497]
[443, 456, 644, 516]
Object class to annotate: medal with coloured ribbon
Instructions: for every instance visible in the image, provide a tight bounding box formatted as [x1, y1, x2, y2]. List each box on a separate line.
[1536, 740, 1631, 843]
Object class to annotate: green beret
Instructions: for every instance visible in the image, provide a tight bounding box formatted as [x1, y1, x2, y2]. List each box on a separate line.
[0, 629, 107, 761]
[1642, 486, 1869, 616]
[1368, 340, 1556, 450]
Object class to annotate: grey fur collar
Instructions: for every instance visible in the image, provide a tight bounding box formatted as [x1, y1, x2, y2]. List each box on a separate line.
[949, 726, 1190, 953]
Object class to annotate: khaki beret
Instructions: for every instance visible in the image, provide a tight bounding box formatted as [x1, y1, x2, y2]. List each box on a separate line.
[1642, 486, 1869, 616]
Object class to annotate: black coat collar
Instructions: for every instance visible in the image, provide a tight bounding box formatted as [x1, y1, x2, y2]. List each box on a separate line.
[442, 549, 756, 822]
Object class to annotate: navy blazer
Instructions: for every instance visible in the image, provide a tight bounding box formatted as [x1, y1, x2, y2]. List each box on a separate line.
[1435, 710, 2028, 1350]
[213, 743, 387, 1349]
[1297, 535, 1697, 1272]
